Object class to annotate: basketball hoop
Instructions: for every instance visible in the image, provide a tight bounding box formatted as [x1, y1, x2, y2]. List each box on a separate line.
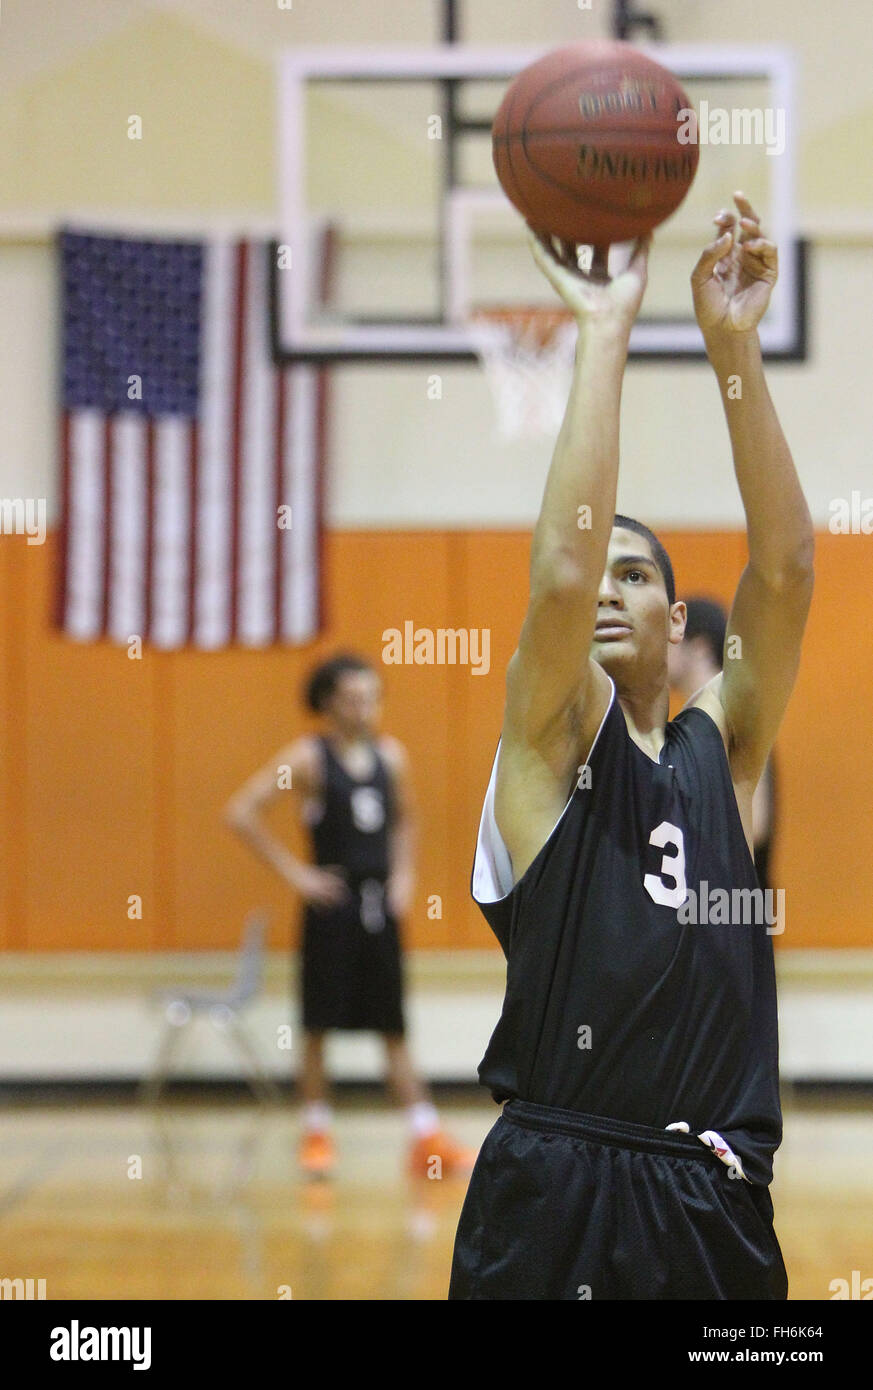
[468, 306, 579, 441]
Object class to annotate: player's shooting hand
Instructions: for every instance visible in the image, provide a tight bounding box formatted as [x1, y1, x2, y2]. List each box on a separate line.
[527, 228, 650, 330]
[691, 191, 778, 340]
[296, 864, 351, 909]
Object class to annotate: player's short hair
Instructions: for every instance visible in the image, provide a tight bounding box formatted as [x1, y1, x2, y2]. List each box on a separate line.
[303, 652, 378, 714]
[682, 596, 728, 669]
[613, 514, 676, 607]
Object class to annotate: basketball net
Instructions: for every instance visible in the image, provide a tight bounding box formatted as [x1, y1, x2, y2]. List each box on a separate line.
[468, 306, 579, 441]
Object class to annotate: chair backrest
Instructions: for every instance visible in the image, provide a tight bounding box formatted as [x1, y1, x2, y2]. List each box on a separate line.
[226, 910, 270, 1006]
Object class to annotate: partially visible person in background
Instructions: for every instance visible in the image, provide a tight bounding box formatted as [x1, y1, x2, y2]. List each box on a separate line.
[668, 596, 777, 889]
[226, 651, 475, 1179]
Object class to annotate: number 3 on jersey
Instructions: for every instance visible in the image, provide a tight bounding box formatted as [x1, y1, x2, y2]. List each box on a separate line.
[643, 821, 688, 908]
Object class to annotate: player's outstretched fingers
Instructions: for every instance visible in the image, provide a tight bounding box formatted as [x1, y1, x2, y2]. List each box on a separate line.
[528, 227, 569, 264]
[527, 227, 565, 286]
[739, 236, 778, 281]
[623, 236, 651, 288]
[556, 237, 580, 270]
[734, 190, 761, 224]
[527, 228, 585, 299]
[691, 230, 733, 288]
[542, 234, 577, 270]
[738, 215, 768, 245]
[734, 193, 764, 242]
[712, 212, 736, 265]
[627, 235, 651, 271]
[589, 245, 610, 282]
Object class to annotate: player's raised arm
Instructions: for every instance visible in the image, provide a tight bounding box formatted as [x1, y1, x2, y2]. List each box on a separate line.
[690, 192, 814, 792]
[507, 234, 650, 746]
[491, 236, 649, 886]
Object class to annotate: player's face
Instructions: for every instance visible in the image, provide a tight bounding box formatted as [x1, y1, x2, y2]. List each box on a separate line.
[327, 670, 383, 737]
[591, 528, 683, 684]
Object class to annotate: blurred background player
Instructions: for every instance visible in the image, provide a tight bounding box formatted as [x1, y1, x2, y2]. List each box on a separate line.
[225, 652, 475, 1178]
[668, 596, 777, 889]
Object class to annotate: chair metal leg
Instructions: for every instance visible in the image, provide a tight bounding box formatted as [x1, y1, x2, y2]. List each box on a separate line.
[223, 1014, 283, 1104]
[140, 1018, 190, 1106]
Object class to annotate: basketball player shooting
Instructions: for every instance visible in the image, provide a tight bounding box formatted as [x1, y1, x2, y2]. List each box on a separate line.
[449, 193, 814, 1300]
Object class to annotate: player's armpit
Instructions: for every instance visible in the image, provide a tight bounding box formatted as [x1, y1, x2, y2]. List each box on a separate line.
[752, 759, 773, 847]
[495, 655, 611, 886]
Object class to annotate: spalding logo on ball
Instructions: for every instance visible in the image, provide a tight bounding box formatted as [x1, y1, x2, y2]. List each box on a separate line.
[492, 40, 699, 247]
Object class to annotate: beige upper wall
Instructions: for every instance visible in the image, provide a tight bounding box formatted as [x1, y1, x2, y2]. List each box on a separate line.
[0, 0, 871, 215]
[1, 0, 872, 153]
[0, 2, 870, 525]
[0, 12, 274, 214]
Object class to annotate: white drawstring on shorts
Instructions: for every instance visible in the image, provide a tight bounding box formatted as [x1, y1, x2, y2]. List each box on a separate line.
[665, 1121, 749, 1182]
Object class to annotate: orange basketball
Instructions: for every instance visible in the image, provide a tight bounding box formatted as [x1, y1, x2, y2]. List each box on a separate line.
[492, 40, 699, 246]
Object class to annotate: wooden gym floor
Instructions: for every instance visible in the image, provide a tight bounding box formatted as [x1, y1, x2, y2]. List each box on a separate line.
[0, 1090, 869, 1300]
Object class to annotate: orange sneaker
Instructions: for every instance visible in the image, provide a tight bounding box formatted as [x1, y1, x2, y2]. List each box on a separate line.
[299, 1130, 336, 1178]
[409, 1130, 478, 1180]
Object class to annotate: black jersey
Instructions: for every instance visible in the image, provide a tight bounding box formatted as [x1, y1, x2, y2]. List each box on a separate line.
[300, 737, 403, 1034]
[305, 736, 395, 885]
[471, 676, 782, 1187]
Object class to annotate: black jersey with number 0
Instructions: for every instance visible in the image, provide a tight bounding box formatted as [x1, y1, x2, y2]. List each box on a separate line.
[471, 677, 782, 1187]
[300, 737, 404, 1034]
[306, 736, 394, 883]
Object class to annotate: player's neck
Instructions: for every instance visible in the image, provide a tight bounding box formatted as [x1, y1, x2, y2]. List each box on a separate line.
[616, 684, 671, 760]
[324, 726, 373, 751]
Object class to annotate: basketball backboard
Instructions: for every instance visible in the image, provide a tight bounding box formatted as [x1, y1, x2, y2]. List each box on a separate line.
[274, 44, 805, 363]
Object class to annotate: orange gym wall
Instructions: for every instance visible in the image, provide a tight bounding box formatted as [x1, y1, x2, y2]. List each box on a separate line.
[1, 527, 869, 954]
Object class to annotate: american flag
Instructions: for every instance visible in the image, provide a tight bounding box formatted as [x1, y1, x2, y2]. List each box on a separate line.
[56, 229, 329, 648]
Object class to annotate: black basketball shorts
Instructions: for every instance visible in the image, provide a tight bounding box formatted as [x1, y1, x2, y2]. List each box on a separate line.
[300, 880, 405, 1035]
[449, 1099, 788, 1300]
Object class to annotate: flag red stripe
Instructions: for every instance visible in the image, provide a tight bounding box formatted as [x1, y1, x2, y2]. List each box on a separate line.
[229, 241, 248, 644]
